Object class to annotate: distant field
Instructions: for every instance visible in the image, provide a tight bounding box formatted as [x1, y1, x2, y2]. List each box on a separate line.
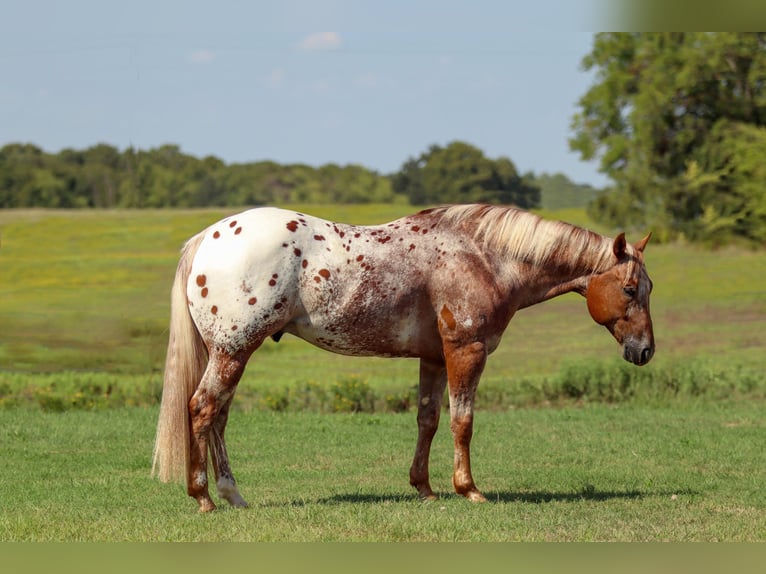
[1, 204, 763, 384]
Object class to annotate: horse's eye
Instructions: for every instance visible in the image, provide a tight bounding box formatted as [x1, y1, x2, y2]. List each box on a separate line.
[623, 286, 637, 298]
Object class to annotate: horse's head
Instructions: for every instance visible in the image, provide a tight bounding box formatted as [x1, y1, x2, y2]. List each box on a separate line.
[586, 233, 654, 366]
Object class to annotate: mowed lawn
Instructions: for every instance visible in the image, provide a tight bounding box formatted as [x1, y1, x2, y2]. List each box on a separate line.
[1, 402, 764, 541]
[0, 206, 764, 541]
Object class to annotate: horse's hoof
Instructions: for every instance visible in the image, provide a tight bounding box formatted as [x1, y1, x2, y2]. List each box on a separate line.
[197, 498, 217, 513]
[230, 497, 249, 509]
[413, 483, 438, 501]
[465, 490, 487, 503]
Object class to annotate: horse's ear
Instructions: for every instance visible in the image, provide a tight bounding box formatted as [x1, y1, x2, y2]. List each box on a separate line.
[612, 232, 627, 259]
[635, 232, 652, 253]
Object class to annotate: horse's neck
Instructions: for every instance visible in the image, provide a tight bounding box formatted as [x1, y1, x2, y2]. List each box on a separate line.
[505, 233, 614, 309]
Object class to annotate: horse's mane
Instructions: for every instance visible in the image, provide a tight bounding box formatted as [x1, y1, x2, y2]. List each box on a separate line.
[430, 204, 618, 273]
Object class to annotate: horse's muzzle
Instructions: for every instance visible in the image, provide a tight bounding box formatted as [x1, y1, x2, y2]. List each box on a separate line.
[623, 341, 654, 366]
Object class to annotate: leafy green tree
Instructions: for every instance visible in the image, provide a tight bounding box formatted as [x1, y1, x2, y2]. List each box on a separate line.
[0, 144, 43, 207]
[81, 144, 121, 207]
[679, 121, 766, 244]
[391, 157, 426, 204]
[320, 163, 396, 203]
[392, 141, 540, 207]
[571, 33, 766, 244]
[525, 171, 600, 210]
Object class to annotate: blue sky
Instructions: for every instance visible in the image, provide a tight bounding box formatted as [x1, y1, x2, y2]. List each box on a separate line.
[0, 1, 609, 186]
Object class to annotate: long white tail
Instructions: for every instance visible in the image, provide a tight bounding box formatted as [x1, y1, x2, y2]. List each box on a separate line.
[152, 232, 208, 483]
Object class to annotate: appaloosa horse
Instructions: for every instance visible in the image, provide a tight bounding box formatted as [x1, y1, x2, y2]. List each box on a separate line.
[152, 204, 654, 511]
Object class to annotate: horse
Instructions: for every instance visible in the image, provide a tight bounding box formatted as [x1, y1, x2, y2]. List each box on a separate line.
[152, 204, 654, 512]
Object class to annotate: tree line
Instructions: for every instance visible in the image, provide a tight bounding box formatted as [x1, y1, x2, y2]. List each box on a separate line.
[0, 141, 561, 210]
[0, 143, 395, 208]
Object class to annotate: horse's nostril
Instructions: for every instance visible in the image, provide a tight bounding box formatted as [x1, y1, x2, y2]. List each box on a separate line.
[641, 347, 652, 364]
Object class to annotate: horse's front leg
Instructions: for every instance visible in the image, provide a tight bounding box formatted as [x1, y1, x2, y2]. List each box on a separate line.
[409, 358, 448, 500]
[444, 341, 488, 503]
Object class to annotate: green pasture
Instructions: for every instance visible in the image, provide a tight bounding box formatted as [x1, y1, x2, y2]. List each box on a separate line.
[0, 205, 764, 541]
[1, 204, 764, 384]
[1, 403, 765, 541]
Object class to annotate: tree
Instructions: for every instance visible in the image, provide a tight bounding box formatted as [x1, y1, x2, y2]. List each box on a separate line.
[571, 33, 766, 244]
[525, 171, 600, 210]
[392, 141, 540, 208]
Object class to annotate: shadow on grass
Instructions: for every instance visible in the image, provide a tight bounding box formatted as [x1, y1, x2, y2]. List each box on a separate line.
[281, 487, 698, 506]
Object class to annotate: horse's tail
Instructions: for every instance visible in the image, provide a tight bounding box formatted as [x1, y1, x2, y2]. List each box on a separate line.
[152, 231, 208, 483]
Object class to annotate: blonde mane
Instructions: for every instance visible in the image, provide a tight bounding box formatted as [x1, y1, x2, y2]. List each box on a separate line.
[433, 205, 619, 273]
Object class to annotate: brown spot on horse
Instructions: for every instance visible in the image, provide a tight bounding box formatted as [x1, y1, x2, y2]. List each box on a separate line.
[440, 305, 457, 330]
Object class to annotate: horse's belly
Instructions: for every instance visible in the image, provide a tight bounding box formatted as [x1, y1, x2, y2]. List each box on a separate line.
[285, 314, 428, 359]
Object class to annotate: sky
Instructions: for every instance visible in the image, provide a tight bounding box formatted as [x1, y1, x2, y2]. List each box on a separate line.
[0, 1, 610, 187]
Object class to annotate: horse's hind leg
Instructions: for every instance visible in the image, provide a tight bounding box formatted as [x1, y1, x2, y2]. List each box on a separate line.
[409, 358, 448, 500]
[187, 351, 247, 512]
[210, 395, 248, 508]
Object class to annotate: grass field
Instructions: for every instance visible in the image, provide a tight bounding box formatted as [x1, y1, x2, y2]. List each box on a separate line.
[1, 204, 764, 382]
[0, 205, 764, 541]
[1, 403, 764, 541]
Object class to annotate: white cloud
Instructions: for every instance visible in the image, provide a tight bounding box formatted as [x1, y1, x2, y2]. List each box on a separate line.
[297, 32, 342, 52]
[188, 50, 215, 64]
